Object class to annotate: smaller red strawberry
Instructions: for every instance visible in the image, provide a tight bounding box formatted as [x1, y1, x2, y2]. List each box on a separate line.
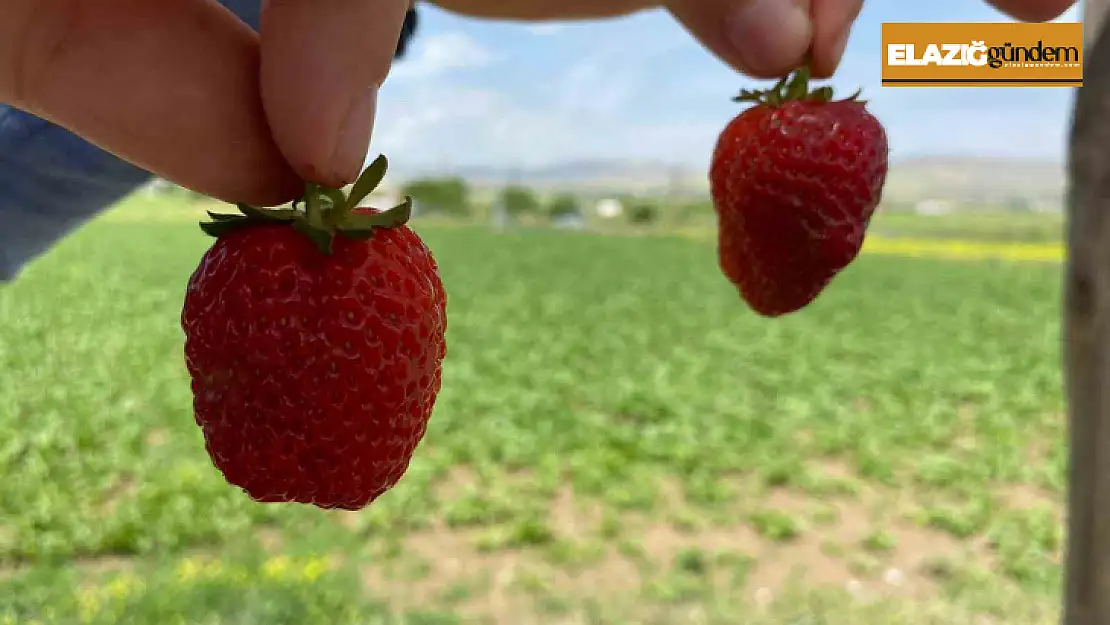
[710, 65, 889, 317]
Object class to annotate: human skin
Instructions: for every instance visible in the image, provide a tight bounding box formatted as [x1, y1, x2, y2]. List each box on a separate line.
[0, 0, 1077, 207]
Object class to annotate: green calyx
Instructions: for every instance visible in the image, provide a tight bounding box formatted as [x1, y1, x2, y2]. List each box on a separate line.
[199, 154, 412, 255]
[732, 64, 864, 107]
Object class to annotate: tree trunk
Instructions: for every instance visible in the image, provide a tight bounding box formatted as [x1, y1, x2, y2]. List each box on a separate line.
[1063, 2, 1110, 623]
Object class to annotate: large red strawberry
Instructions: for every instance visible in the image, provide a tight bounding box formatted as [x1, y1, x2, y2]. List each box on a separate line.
[180, 155, 447, 510]
[710, 66, 889, 317]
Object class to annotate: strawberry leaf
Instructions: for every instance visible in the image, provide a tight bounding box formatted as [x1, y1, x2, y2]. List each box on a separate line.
[340, 197, 413, 231]
[195, 154, 410, 256]
[235, 203, 298, 222]
[732, 89, 764, 103]
[199, 216, 250, 238]
[730, 64, 866, 109]
[839, 88, 863, 102]
[347, 155, 388, 210]
[810, 86, 834, 102]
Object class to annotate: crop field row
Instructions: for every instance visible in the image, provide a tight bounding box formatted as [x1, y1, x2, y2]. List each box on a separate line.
[0, 197, 1065, 624]
[108, 194, 1068, 264]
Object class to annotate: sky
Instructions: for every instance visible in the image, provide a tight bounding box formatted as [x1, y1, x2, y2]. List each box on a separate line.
[372, 0, 1081, 172]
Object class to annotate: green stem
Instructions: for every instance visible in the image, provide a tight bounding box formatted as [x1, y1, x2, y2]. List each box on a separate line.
[304, 183, 323, 227]
[731, 62, 859, 107]
[195, 154, 414, 255]
[321, 188, 349, 227]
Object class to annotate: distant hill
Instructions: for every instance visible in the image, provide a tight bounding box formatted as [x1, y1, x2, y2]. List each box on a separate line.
[390, 155, 1066, 204]
[883, 156, 1065, 205]
[394, 159, 707, 196]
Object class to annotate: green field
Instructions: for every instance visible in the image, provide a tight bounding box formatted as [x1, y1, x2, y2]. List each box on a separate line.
[0, 197, 1065, 624]
[868, 211, 1064, 244]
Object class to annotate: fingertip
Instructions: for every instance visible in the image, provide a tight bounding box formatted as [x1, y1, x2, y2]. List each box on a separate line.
[985, 0, 1077, 22]
[727, 0, 812, 76]
[667, 0, 810, 79]
[259, 0, 406, 188]
[809, 26, 849, 78]
[225, 166, 304, 207]
[808, 0, 862, 78]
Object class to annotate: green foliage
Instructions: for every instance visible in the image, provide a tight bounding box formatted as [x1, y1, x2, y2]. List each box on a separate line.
[0, 198, 1067, 623]
[401, 177, 470, 216]
[676, 200, 713, 224]
[0, 554, 409, 625]
[547, 193, 580, 219]
[628, 201, 659, 225]
[869, 210, 1063, 243]
[499, 185, 540, 217]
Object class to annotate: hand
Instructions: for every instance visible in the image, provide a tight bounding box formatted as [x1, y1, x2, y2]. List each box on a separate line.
[0, 0, 1079, 209]
[434, 0, 1078, 77]
[1, 0, 410, 206]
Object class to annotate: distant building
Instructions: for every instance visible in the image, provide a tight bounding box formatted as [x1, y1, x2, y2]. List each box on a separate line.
[914, 199, 955, 215]
[594, 198, 623, 219]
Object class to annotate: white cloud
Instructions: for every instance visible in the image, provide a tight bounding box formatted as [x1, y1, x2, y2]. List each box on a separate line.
[548, 58, 639, 116]
[373, 76, 719, 171]
[374, 22, 687, 168]
[535, 29, 689, 117]
[373, 85, 499, 154]
[369, 3, 1074, 175]
[524, 23, 569, 36]
[387, 32, 493, 81]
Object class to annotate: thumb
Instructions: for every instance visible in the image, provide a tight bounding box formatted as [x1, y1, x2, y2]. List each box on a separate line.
[666, 0, 812, 78]
[259, 0, 409, 188]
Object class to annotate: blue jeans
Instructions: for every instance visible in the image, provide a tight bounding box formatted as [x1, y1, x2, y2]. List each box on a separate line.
[0, 1, 425, 281]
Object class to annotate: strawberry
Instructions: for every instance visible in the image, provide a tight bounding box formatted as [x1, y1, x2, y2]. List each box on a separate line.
[710, 66, 889, 317]
[180, 155, 448, 510]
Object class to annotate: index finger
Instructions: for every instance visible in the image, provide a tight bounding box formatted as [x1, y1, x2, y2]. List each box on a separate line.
[809, 0, 863, 78]
[259, 0, 410, 188]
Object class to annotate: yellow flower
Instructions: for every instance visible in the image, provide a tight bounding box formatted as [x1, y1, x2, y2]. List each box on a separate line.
[862, 236, 1063, 263]
[107, 574, 140, 599]
[203, 560, 225, 578]
[77, 590, 100, 623]
[175, 557, 202, 582]
[262, 556, 290, 580]
[299, 556, 334, 583]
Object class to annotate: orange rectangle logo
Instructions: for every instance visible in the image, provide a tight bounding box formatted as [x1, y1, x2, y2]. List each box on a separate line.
[881, 22, 1083, 87]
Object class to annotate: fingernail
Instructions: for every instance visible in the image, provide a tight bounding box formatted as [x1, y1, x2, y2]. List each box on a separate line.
[727, 0, 811, 75]
[330, 87, 378, 185]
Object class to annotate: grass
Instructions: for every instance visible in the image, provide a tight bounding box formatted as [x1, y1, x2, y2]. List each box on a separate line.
[868, 210, 1063, 244]
[0, 195, 1065, 623]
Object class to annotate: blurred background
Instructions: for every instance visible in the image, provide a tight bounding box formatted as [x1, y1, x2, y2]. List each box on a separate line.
[0, 1, 1076, 624]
